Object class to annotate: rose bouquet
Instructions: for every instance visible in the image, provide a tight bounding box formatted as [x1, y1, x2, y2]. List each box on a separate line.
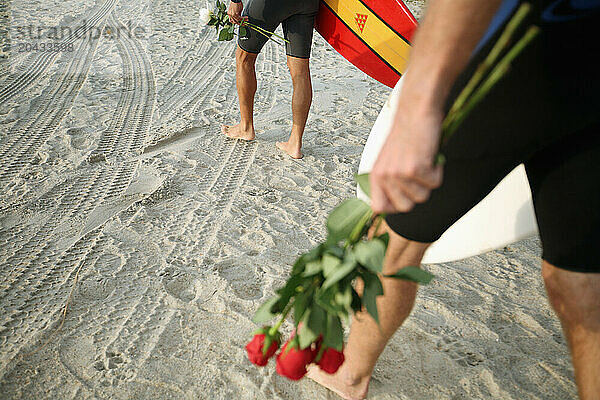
[199, 1, 288, 45]
[245, 3, 539, 381]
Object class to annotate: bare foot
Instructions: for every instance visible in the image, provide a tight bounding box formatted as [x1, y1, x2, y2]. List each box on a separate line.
[306, 365, 370, 400]
[276, 141, 303, 159]
[221, 122, 255, 141]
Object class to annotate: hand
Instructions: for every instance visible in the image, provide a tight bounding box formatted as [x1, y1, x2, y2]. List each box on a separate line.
[370, 102, 444, 214]
[227, 2, 244, 25]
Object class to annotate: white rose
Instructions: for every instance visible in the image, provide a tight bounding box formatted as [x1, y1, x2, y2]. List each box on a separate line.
[199, 7, 212, 25]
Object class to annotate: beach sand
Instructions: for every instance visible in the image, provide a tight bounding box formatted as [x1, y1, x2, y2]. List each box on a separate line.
[0, 0, 576, 398]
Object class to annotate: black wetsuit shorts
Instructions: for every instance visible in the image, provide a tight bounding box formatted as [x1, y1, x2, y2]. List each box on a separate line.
[238, 0, 319, 58]
[386, 0, 600, 273]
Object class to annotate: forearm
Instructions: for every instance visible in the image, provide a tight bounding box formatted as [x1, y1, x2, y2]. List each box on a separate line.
[400, 0, 503, 112]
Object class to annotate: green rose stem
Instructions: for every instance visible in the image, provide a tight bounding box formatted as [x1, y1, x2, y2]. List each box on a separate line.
[443, 2, 532, 134]
[371, 214, 386, 238]
[268, 301, 294, 337]
[314, 340, 327, 362]
[359, 3, 539, 216]
[241, 20, 290, 45]
[442, 25, 540, 145]
[345, 210, 373, 248]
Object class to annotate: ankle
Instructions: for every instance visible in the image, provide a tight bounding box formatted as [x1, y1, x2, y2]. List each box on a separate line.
[286, 135, 302, 147]
[239, 120, 254, 131]
[338, 362, 372, 387]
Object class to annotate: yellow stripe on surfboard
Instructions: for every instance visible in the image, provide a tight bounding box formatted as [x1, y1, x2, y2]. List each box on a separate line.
[322, 0, 412, 74]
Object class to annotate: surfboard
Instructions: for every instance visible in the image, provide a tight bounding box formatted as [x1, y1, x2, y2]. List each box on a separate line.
[357, 76, 539, 264]
[315, 0, 418, 88]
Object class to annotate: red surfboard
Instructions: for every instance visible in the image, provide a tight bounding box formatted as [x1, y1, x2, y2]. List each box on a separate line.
[316, 0, 418, 88]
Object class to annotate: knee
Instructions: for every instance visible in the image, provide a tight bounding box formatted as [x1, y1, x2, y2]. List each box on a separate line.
[542, 261, 600, 327]
[236, 48, 256, 67]
[542, 262, 569, 317]
[287, 60, 310, 83]
[379, 220, 431, 275]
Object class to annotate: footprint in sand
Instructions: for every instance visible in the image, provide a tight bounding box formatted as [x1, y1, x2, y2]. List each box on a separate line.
[436, 336, 486, 367]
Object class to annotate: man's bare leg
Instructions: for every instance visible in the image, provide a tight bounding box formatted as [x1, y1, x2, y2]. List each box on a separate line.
[222, 46, 258, 140]
[542, 262, 600, 400]
[276, 56, 312, 159]
[308, 220, 431, 400]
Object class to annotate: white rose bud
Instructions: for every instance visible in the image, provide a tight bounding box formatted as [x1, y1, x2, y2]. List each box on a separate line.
[199, 7, 212, 25]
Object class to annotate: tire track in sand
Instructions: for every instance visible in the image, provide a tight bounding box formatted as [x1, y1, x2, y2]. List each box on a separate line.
[150, 36, 232, 145]
[86, 40, 264, 384]
[0, 0, 117, 106]
[3, 26, 258, 393]
[48, 137, 257, 395]
[0, 161, 138, 379]
[88, 13, 156, 163]
[0, 15, 108, 206]
[0, 9, 158, 380]
[52, 49, 258, 388]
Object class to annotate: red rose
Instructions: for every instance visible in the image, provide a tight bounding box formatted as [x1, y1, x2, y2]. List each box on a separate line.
[317, 347, 345, 374]
[246, 333, 280, 366]
[275, 340, 317, 380]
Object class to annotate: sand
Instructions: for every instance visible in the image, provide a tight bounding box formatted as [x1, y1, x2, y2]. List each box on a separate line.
[0, 0, 576, 399]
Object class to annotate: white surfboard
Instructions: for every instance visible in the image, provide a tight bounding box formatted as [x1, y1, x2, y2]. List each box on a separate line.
[357, 76, 539, 264]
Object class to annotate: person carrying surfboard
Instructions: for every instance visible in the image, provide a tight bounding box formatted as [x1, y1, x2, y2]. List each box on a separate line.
[221, 0, 319, 159]
[308, 0, 600, 399]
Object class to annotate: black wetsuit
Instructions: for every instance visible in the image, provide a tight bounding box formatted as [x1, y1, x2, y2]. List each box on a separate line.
[385, 0, 600, 272]
[238, 0, 319, 58]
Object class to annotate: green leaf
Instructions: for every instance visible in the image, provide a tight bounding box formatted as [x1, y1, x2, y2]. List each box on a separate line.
[353, 239, 386, 274]
[291, 254, 308, 276]
[298, 306, 326, 349]
[384, 266, 434, 284]
[377, 232, 390, 247]
[297, 311, 314, 349]
[307, 305, 327, 339]
[292, 289, 310, 325]
[326, 198, 372, 244]
[316, 285, 341, 316]
[218, 28, 230, 41]
[293, 244, 327, 277]
[323, 315, 344, 351]
[252, 296, 278, 323]
[322, 251, 357, 290]
[217, 24, 235, 41]
[355, 173, 371, 198]
[321, 254, 341, 278]
[361, 271, 384, 325]
[302, 259, 322, 277]
[239, 26, 247, 36]
[325, 244, 345, 259]
[262, 335, 274, 356]
[334, 284, 352, 311]
[272, 273, 303, 313]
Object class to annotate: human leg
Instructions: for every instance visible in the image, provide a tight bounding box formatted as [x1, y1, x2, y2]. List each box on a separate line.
[542, 262, 600, 400]
[525, 122, 600, 399]
[276, 56, 312, 158]
[308, 220, 431, 399]
[221, 46, 258, 140]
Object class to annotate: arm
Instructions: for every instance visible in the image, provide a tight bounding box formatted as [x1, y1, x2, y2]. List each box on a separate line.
[227, 0, 244, 25]
[369, 0, 503, 214]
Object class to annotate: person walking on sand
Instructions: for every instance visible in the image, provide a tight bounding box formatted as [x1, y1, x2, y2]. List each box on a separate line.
[308, 0, 600, 399]
[221, 0, 319, 159]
